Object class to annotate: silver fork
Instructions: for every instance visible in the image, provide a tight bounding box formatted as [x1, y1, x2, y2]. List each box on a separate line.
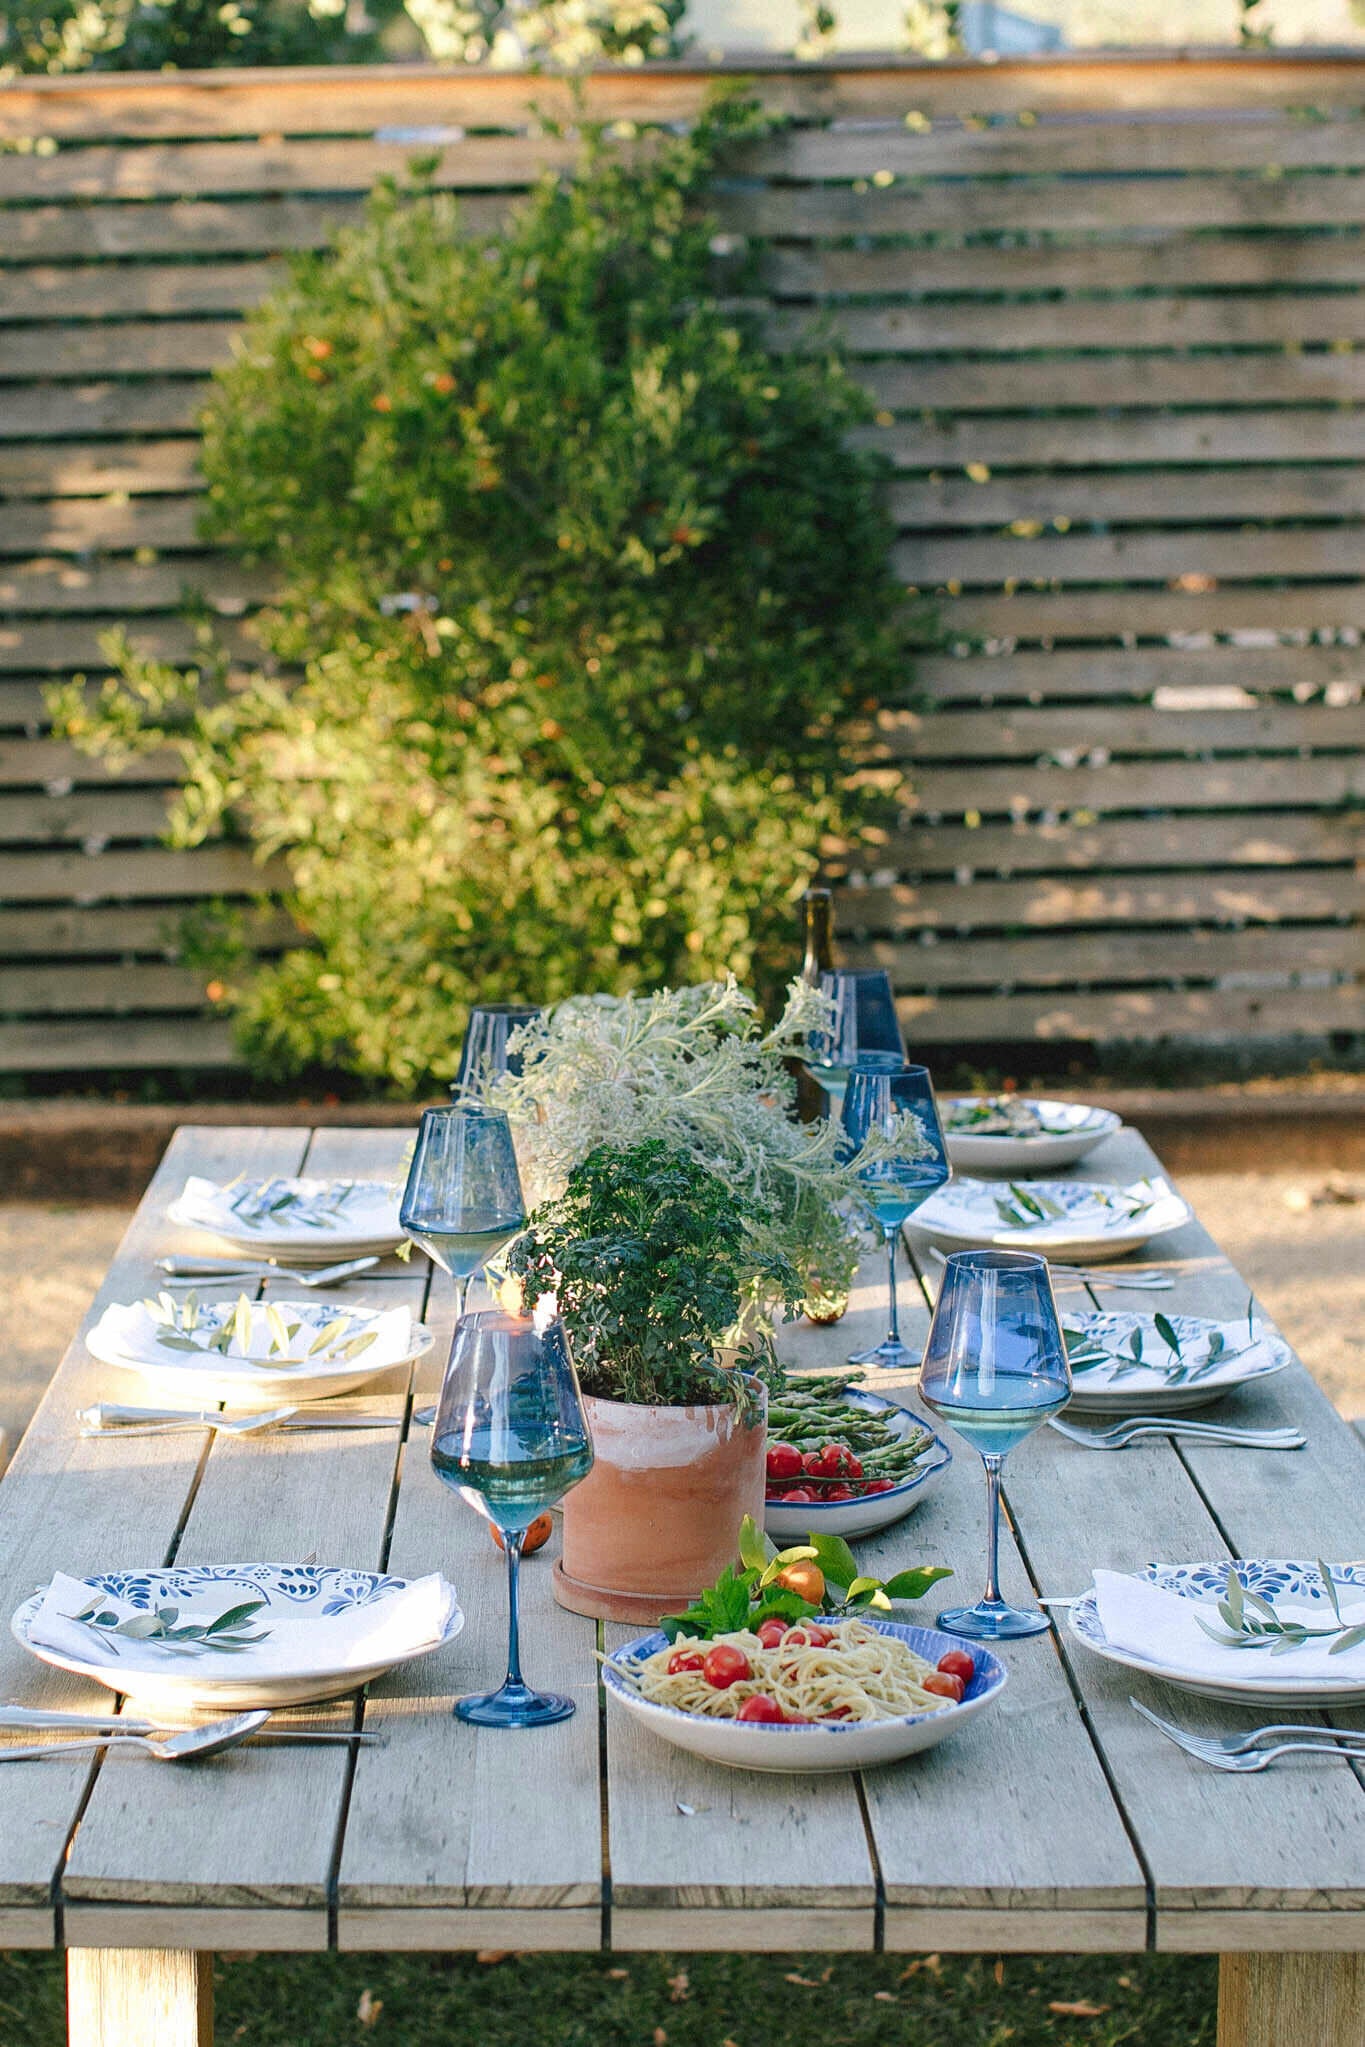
[1048, 1415, 1305, 1451]
[1132, 1697, 1365, 1760]
[924, 1248, 1173, 1291]
[1132, 1698, 1365, 1772]
[158, 1256, 381, 1287]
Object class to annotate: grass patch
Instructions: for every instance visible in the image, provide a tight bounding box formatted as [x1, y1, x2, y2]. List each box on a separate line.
[0, 1949, 1215, 2046]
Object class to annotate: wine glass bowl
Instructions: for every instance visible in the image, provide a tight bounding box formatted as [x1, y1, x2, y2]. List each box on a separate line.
[804, 970, 906, 1117]
[841, 1063, 950, 1370]
[400, 1104, 526, 1318]
[431, 1307, 593, 1727]
[452, 1003, 542, 1098]
[918, 1249, 1070, 1640]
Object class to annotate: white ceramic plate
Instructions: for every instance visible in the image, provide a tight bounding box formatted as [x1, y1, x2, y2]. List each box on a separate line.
[1069, 1561, 1365, 1707]
[167, 1176, 404, 1264]
[12, 1564, 463, 1715]
[943, 1098, 1121, 1174]
[908, 1176, 1191, 1263]
[764, 1390, 952, 1540]
[603, 1619, 1007, 1772]
[1062, 1312, 1293, 1415]
[86, 1296, 434, 1408]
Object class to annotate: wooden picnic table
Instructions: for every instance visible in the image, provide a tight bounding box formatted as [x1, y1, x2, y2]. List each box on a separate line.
[1, 1120, 1364, 2047]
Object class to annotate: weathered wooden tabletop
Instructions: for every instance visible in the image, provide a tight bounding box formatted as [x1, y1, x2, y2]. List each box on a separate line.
[1, 1121, 1364, 2047]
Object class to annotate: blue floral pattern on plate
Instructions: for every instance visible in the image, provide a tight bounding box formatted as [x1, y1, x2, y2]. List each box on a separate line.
[20, 1563, 412, 1628]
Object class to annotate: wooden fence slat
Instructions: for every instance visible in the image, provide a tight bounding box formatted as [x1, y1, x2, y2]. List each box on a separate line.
[0, 440, 202, 500]
[0, 196, 373, 263]
[0, 557, 268, 617]
[781, 292, 1365, 357]
[862, 351, 1365, 413]
[1, 259, 281, 323]
[831, 811, 1365, 876]
[836, 868, 1360, 930]
[896, 528, 1365, 590]
[875, 700, 1365, 761]
[0, 902, 294, 957]
[865, 414, 1365, 473]
[0, 1014, 239, 1066]
[0, 959, 208, 1012]
[891, 465, 1365, 531]
[847, 923, 1362, 990]
[892, 981, 1365, 1042]
[0, 787, 175, 844]
[914, 643, 1365, 702]
[0, 381, 207, 442]
[0, 845, 282, 902]
[894, 755, 1365, 814]
[0, 498, 201, 556]
[11, 54, 1365, 143]
[930, 583, 1365, 641]
[0, 321, 238, 380]
[0, 616, 258, 674]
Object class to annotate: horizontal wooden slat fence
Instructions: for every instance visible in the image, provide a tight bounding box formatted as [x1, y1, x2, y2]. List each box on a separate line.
[1, 53, 1363, 1069]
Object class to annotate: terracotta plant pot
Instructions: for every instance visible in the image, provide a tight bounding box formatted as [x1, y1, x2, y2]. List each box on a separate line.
[552, 1382, 768, 1623]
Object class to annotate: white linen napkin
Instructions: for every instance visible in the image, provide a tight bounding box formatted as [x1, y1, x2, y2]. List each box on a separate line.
[1074, 1327, 1278, 1391]
[92, 1298, 416, 1376]
[29, 1570, 458, 1679]
[1092, 1568, 1365, 1683]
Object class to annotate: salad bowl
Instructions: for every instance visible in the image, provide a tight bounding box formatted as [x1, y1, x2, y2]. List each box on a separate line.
[764, 1390, 952, 1541]
[942, 1096, 1120, 1174]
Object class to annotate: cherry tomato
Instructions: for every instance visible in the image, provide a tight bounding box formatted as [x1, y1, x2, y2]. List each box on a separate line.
[756, 1618, 788, 1650]
[778, 1485, 817, 1505]
[862, 1478, 896, 1495]
[765, 1442, 804, 1483]
[821, 1483, 853, 1502]
[666, 1649, 704, 1676]
[772, 1559, 825, 1605]
[702, 1643, 752, 1690]
[490, 1511, 553, 1555]
[823, 1705, 853, 1720]
[801, 1450, 825, 1476]
[737, 1694, 784, 1723]
[923, 1670, 964, 1702]
[783, 1622, 833, 1649]
[936, 1648, 976, 1684]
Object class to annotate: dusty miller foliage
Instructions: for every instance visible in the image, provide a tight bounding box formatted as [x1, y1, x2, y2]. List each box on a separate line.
[51, 97, 904, 1091]
[486, 977, 925, 1314]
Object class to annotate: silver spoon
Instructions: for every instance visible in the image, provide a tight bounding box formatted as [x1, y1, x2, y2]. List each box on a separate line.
[0, 1709, 277, 1763]
[0, 1703, 379, 1742]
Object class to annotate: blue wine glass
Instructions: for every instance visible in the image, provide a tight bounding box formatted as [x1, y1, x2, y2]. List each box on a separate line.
[804, 969, 906, 1118]
[451, 1003, 542, 1099]
[918, 1250, 1071, 1640]
[432, 1306, 594, 1727]
[841, 1062, 950, 1370]
[400, 1105, 526, 1322]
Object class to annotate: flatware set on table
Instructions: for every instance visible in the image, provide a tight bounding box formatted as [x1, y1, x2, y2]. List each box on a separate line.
[0, 1705, 383, 1764]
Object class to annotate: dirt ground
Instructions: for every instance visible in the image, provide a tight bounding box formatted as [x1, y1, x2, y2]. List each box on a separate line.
[0, 1168, 1360, 1466]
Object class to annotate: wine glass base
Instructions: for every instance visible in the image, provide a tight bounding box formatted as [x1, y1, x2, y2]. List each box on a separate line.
[936, 1600, 1051, 1641]
[454, 1683, 576, 1728]
[847, 1338, 921, 1370]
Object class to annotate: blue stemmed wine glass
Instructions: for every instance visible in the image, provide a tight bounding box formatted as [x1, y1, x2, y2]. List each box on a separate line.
[400, 1104, 526, 1323]
[804, 969, 906, 1119]
[841, 1062, 950, 1370]
[451, 1003, 542, 1100]
[918, 1250, 1071, 1640]
[432, 1306, 594, 1726]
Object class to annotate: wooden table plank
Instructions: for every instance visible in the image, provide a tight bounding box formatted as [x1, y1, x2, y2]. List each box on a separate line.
[0, 1125, 309, 1947]
[335, 1257, 604, 1952]
[984, 1128, 1365, 1953]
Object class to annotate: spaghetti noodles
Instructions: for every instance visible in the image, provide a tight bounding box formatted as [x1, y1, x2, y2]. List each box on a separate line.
[623, 1618, 949, 1724]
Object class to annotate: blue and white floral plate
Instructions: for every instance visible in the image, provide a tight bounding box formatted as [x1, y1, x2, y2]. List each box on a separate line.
[1062, 1312, 1293, 1416]
[909, 1176, 1191, 1263]
[603, 1618, 1007, 1773]
[764, 1390, 952, 1541]
[12, 1563, 463, 1714]
[1068, 1560, 1365, 1706]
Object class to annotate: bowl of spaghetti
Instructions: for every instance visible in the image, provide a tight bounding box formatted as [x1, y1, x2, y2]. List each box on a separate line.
[602, 1615, 1008, 1772]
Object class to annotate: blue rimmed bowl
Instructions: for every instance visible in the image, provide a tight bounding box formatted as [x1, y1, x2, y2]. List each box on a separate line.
[764, 1390, 951, 1541]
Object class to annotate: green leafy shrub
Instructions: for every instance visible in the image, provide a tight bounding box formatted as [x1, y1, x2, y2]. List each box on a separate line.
[54, 99, 905, 1092]
[508, 1138, 802, 1407]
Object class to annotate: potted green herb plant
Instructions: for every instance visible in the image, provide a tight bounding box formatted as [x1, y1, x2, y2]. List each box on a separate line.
[506, 1138, 802, 1622]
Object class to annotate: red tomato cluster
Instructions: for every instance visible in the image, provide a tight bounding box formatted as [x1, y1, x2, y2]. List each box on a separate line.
[664, 1630, 976, 1725]
[765, 1440, 900, 1504]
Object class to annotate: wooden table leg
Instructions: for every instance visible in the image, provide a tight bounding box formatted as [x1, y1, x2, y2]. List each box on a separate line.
[67, 1949, 213, 2047]
[1218, 1953, 1365, 2047]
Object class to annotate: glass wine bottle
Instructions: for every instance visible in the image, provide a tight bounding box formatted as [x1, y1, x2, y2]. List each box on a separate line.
[795, 887, 836, 1123]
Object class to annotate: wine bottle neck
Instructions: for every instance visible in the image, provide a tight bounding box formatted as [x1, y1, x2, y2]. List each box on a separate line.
[801, 887, 834, 982]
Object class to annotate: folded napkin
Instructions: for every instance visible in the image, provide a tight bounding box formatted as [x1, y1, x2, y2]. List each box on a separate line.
[1075, 1328, 1278, 1391]
[172, 1175, 401, 1239]
[30, 1570, 458, 1680]
[92, 1297, 416, 1376]
[1093, 1568, 1365, 1683]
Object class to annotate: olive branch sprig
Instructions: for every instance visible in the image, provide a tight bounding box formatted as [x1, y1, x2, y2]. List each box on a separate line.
[1196, 1562, 1365, 1658]
[64, 1597, 271, 1658]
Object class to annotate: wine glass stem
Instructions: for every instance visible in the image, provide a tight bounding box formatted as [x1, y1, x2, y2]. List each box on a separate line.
[883, 1227, 901, 1347]
[502, 1529, 526, 1692]
[982, 1452, 1005, 1606]
[453, 1276, 470, 1322]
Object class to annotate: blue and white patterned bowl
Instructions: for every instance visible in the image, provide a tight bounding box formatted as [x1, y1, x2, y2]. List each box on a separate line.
[764, 1390, 952, 1540]
[604, 1617, 1007, 1773]
[1069, 1560, 1365, 1706]
[1062, 1312, 1293, 1416]
[909, 1176, 1192, 1263]
[12, 1563, 464, 1714]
